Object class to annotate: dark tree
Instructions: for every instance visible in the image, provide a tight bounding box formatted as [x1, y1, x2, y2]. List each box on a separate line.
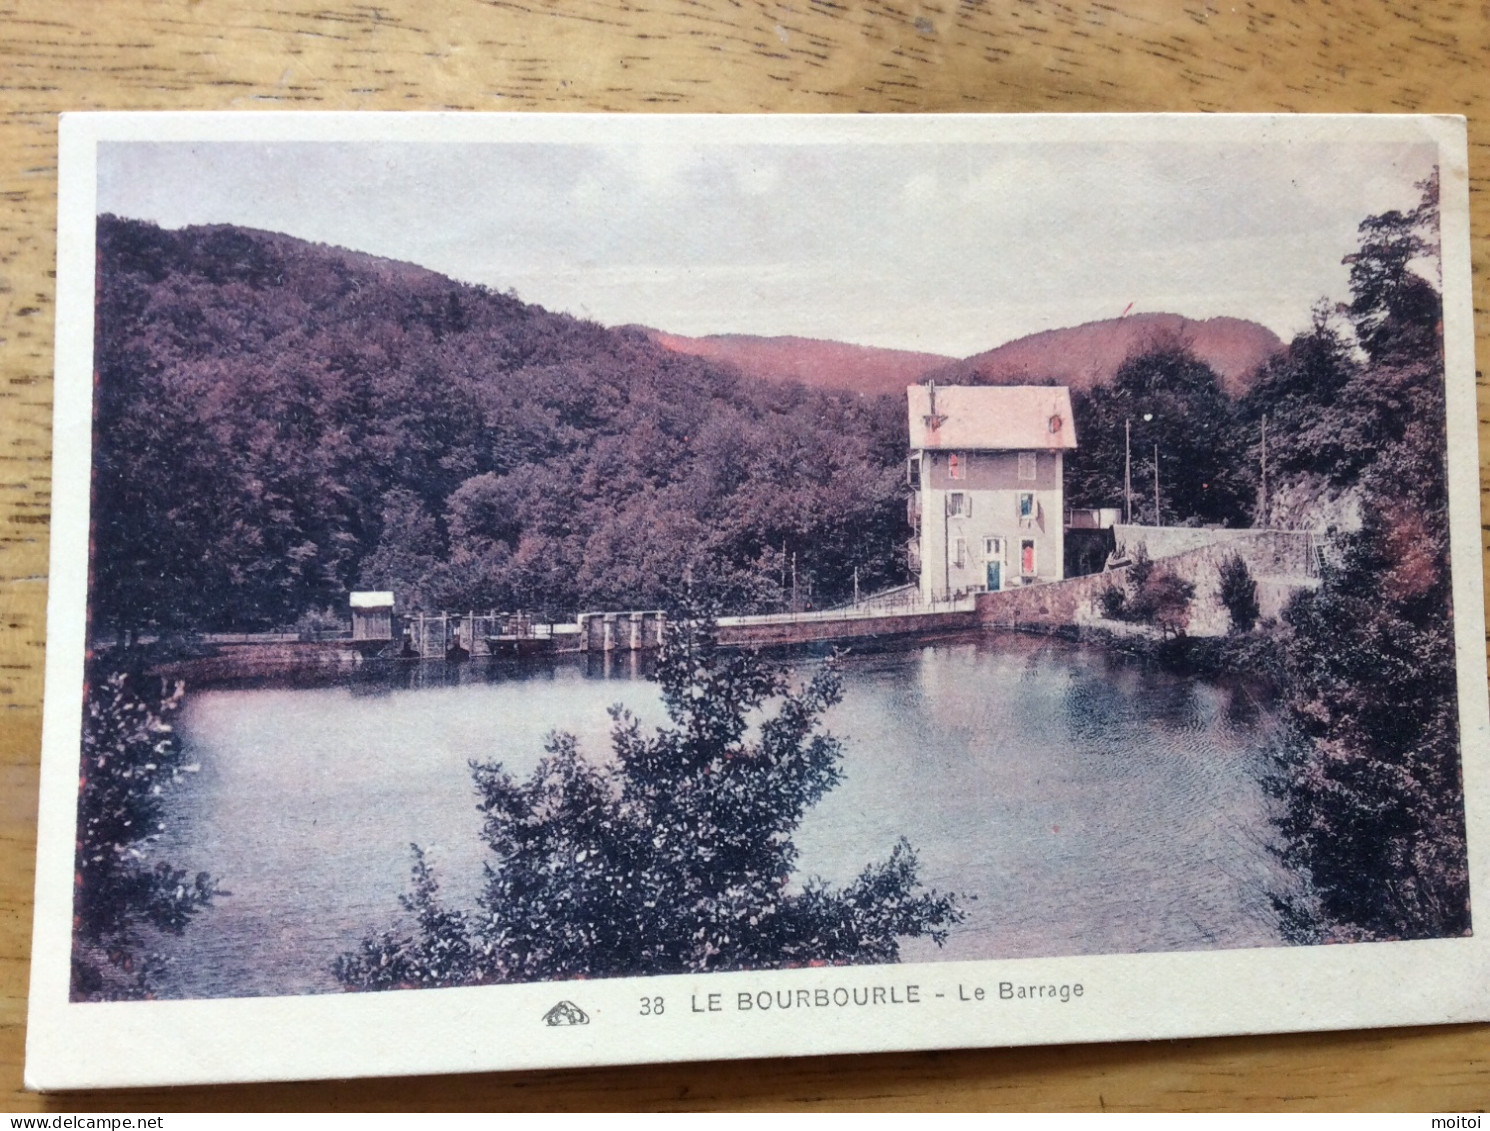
[1140, 572, 1197, 639]
[1271, 504, 1466, 941]
[1097, 583, 1127, 620]
[1268, 168, 1468, 943]
[1064, 337, 1254, 527]
[1344, 167, 1441, 364]
[356, 488, 448, 612]
[1239, 306, 1362, 493]
[72, 670, 219, 1000]
[336, 607, 961, 989]
[1218, 554, 1260, 634]
[1242, 170, 1445, 499]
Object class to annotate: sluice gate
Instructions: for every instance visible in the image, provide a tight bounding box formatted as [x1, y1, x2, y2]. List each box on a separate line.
[404, 611, 550, 660]
[576, 610, 667, 653]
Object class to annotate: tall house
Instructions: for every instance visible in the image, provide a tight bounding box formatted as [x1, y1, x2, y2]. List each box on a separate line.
[907, 384, 1077, 603]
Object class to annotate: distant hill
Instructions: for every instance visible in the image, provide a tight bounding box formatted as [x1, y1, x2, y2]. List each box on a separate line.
[642, 331, 954, 398]
[929, 313, 1283, 399]
[645, 314, 1282, 400]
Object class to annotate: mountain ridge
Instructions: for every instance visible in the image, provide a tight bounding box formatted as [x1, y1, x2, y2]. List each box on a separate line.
[646, 313, 1283, 399]
[931, 312, 1284, 399]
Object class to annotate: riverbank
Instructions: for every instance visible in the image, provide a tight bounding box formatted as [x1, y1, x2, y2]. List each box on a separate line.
[120, 612, 1288, 691]
[998, 618, 1289, 691]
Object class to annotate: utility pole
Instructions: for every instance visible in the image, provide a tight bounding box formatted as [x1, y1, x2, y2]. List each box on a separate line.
[1259, 412, 1269, 529]
[1124, 418, 1132, 524]
[853, 565, 860, 607]
[1153, 444, 1161, 526]
[791, 552, 798, 612]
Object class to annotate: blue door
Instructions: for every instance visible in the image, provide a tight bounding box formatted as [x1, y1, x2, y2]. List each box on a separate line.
[986, 560, 1001, 591]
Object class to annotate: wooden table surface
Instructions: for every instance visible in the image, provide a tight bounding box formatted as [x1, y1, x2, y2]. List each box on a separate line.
[1, 0, 1487, 1112]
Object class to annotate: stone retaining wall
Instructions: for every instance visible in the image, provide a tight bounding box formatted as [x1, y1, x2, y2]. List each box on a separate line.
[152, 640, 364, 683]
[978, 530, 1320, 637]
[1111, 524, 1257, 560]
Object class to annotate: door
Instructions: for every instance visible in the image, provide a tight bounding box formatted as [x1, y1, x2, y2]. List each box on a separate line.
[984, 537, 1004, 591]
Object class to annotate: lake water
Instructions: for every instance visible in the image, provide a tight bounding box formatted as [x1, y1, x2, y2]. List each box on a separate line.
[148, 632, 1288, 998]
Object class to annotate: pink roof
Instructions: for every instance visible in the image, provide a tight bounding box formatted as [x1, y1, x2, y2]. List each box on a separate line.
[907, 384, 1077, 451]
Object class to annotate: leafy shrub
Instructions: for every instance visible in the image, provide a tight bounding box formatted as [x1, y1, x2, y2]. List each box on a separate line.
[1137, 571, 1197, 638]
[73, 670, 219, 1000]
[337, 606, 961, 989]
[295, 606, 350, 640]
[1100, 542, 1194, 637]
[1098, 584, 1127, 620]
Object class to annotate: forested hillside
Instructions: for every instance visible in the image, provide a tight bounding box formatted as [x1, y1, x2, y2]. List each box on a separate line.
[89, 169, 1468, 950]
[930, 312, 1282, 399]
[92, 217, 908, 635]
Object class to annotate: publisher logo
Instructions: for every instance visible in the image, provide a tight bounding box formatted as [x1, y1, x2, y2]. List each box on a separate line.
[543, 1000, 590, 1026]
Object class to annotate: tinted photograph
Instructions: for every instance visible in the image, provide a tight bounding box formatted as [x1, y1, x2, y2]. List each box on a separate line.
[70, 123, 1469, 1007]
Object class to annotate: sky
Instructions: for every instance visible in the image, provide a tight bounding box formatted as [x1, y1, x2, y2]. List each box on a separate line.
[96, 136, 1438, 359]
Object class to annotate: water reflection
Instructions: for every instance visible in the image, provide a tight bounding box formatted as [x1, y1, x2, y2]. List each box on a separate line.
[148, 631, 1287, 999]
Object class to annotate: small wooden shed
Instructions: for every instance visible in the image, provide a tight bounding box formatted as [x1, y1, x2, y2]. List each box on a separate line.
[349, 591, 395, 641]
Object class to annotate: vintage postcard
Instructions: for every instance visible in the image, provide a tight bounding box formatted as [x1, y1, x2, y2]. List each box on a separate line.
[26, 113, 1489, 1089]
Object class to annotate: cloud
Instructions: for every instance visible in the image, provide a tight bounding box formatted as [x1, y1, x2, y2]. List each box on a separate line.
[95, 136, 1441, 356]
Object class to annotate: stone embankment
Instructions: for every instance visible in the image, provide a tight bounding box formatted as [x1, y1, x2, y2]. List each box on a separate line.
[574, 596, 978, 652]
[150, 526, 1325, 684]
[152, 640, 365, 683]
[714, 606, 975, 648]
[978, 527, 1323, 637]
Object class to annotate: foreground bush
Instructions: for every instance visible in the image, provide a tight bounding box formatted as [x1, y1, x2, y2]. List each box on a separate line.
[337, 609, 961, 989]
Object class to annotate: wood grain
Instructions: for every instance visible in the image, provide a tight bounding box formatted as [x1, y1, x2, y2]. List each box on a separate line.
[2, 0, 1487, 1110]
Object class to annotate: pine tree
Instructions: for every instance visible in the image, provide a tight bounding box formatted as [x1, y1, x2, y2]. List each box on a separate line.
[1218, 554, 1260, 634]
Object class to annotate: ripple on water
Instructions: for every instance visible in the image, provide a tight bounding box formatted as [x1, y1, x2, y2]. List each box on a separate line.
[145, 634, 1287, 998]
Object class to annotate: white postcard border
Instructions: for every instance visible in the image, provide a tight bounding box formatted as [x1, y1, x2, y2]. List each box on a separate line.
[27, 111, 1489, 1091]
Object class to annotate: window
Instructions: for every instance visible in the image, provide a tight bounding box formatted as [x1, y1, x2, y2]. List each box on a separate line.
[954, 537, 966, 568]
[1018, 492, 1035, 521]
[947, 492, 969, 517]
[948, 452, 965, 480]
[983, 536, 1004, 559]
[907, 455, 921, 487]
[1019, 452, 1037, 481]
[1021, 539, 1037, 576]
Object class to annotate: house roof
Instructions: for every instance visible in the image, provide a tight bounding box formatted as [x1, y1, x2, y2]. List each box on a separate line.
[349, 591, 395, 609]
[907, 384, 1077, 451]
